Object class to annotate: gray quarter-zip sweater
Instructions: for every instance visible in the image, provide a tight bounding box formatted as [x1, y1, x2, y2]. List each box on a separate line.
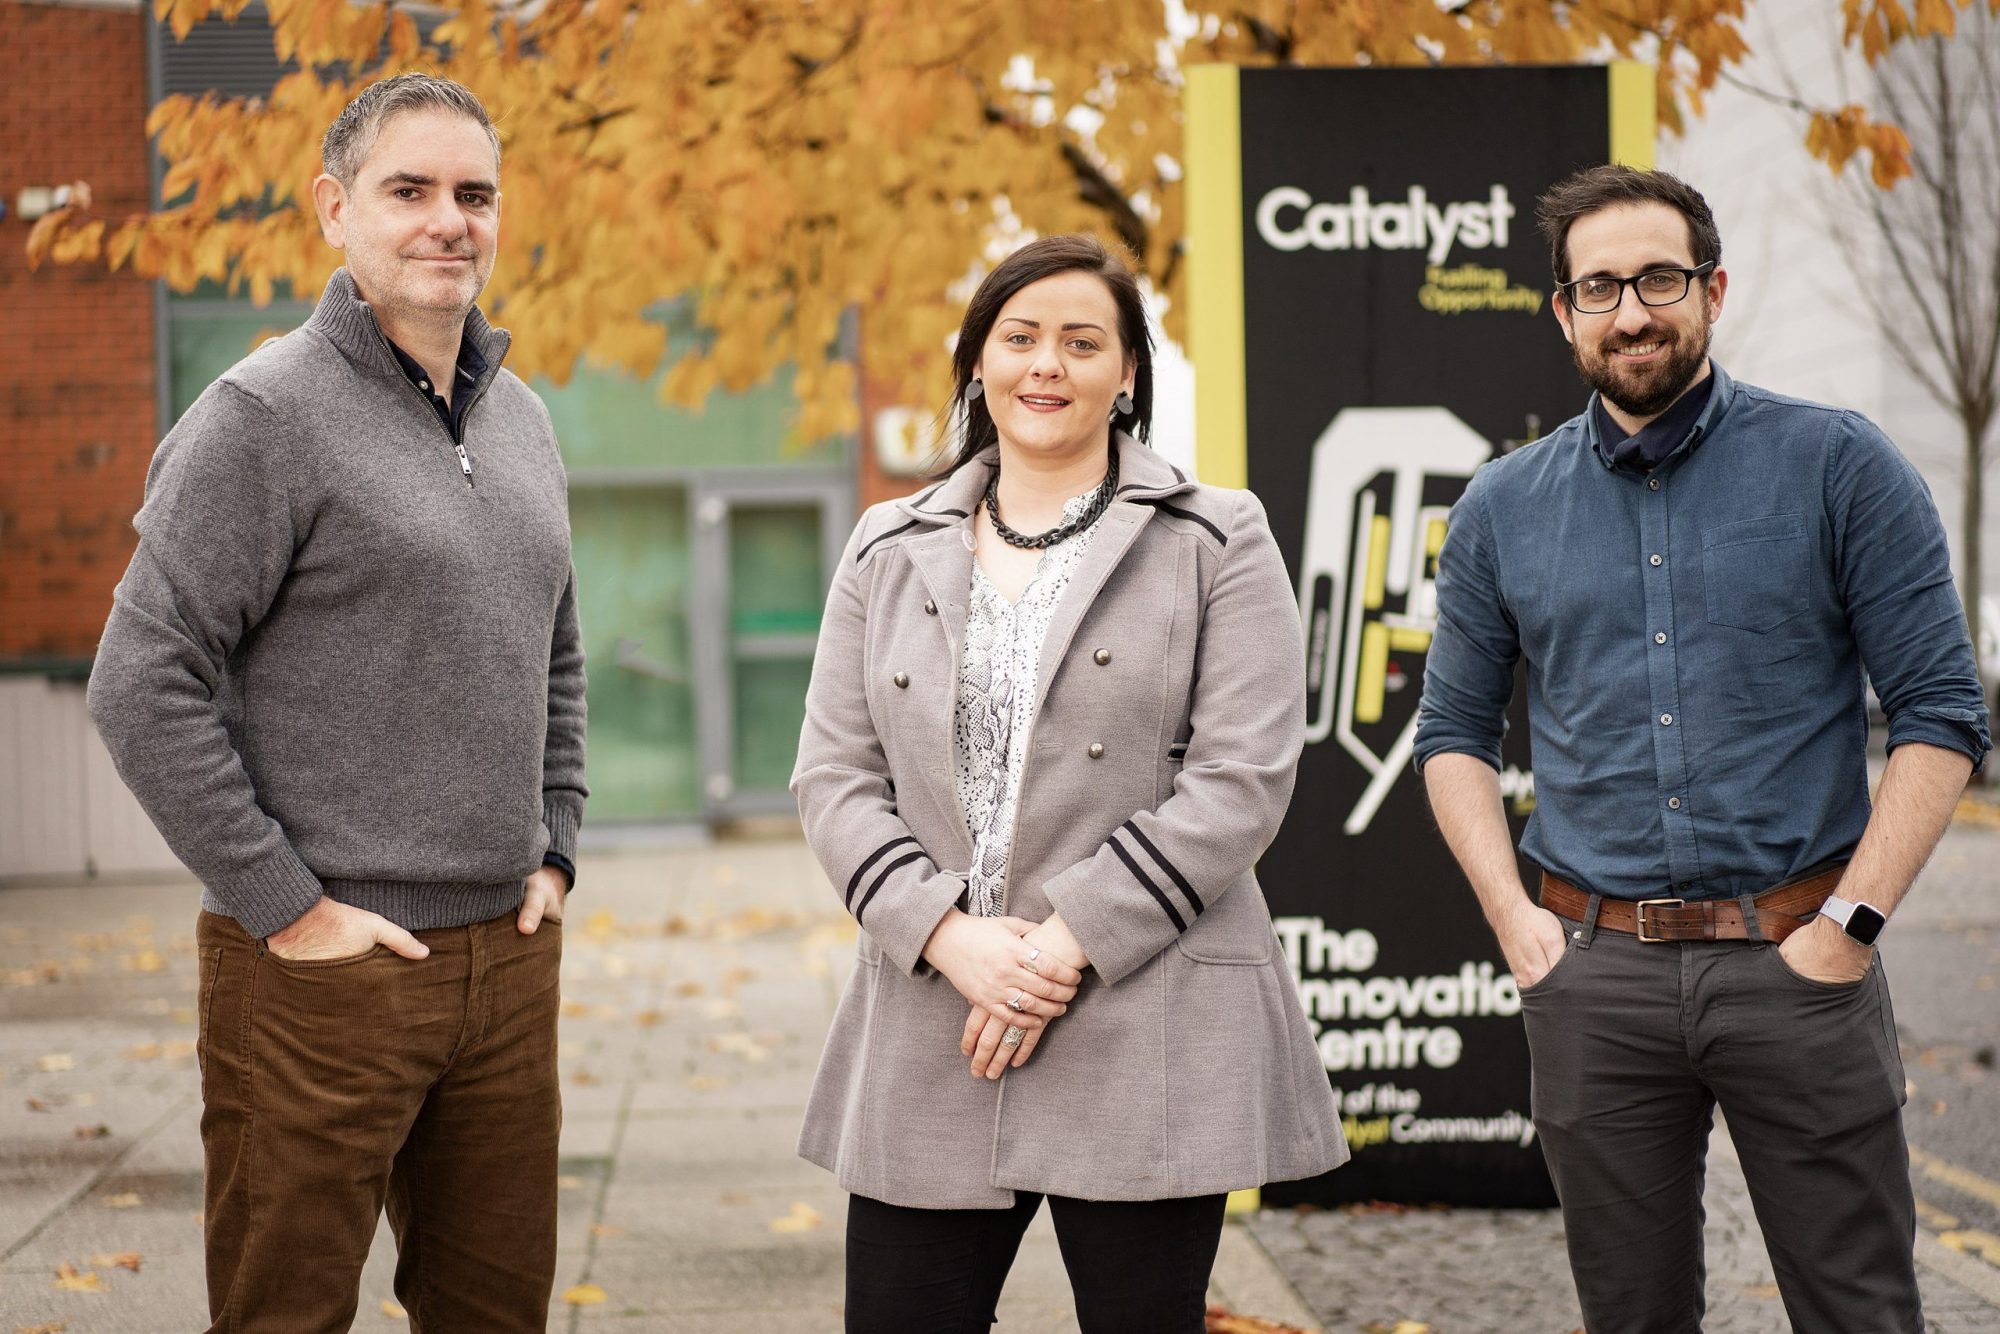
[88, 268, 587, 938]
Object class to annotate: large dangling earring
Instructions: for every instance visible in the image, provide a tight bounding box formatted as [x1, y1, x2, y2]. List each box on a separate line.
[1112, 390, 1135, 418]
[963, 378, 984, 403]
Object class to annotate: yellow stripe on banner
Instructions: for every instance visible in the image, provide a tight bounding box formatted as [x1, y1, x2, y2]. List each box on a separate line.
[1186, 65, 1247, 490]
[1356, 622, 1390, 724]
[1609, 61, 1657, 169]
[1388, 628, 1433, 653]
[1363, 515, 1391, 611]
[1224, 1187, 1260, 1215]
[1426, 517, 1448, 557]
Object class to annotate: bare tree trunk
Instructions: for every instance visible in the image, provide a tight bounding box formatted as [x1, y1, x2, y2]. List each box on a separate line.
[1966, 420, 1984, 647]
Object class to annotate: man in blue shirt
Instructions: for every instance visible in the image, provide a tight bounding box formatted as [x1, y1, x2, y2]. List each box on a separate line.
[1416, 165, 1988, 1333]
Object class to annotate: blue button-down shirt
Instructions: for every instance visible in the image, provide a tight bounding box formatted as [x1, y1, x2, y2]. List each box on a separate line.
[1414, 364, 1989, 901]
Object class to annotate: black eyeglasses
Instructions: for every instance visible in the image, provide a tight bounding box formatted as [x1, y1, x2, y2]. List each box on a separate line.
[1558, 260, 1717, 314]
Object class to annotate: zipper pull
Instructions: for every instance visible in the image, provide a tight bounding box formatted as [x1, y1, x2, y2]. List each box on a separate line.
[455, 443, 474, 486]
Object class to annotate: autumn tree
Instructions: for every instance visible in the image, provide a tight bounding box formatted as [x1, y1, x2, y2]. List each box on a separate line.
[27, 0, 1967, 442]
[1809, 2, 2000, 647]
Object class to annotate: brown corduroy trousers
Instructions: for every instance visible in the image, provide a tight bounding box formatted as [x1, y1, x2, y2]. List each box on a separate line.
[194, 908, 562, 1333]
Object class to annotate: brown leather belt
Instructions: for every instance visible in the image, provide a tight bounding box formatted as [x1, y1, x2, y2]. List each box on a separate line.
[1538, 866, 1844, 944]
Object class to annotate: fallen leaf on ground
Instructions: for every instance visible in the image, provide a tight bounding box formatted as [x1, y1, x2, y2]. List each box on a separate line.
[557, 1176, 585, 1190]
[51, 1263, 104, 1292]
[767, 1202, 823, 1233]
[589, 1224, 625, 1238]
[1205, 1308, 1321, 1333]
[380, 1299, 407, 1318]
[571, 1069, 601, 1087]
[73, 1124, 112, 1140]
[688, 1075, 728, 1092]
[706, 1032, 772, 1062]
[15, 1320, 68, 1333]
[101, 1193, 142, 1210]
[633, 1010, 665, 1028]
[123, 1044, 163, 1062]
[560, 1000, 591, 1018]
[36, 1054, 74, 1073]
[562, 1282, 607, 1306]
[26, 1098, 52, 1113]
[672, 981, 706, 998]
[122, 951, 167, 973]
[89, 1253, 142, 1273]
[1359, 1323, 1428, 1334]
[581, 909, 618, 942]
[720, 967, 758, 996]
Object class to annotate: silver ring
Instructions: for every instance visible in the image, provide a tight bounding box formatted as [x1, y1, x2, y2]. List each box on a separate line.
[1001, 1026, 1026, 1047]
[1007, 990, 1027, 1012]
[1023, 948, 1041, 975]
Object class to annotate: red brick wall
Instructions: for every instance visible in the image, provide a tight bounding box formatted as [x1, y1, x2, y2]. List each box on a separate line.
[0, 0, 156, 662]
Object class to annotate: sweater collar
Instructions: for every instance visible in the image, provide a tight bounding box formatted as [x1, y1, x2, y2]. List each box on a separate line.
[894, 432, 1195, 524]
[304, 267, 511, 386]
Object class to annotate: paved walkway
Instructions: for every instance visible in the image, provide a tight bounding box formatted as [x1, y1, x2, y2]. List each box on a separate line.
[4, 834, 1999, 1331]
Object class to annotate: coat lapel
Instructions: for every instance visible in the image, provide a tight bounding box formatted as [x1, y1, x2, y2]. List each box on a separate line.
[1029, 435, 1197, 709]
[880, 437, 1198, 821]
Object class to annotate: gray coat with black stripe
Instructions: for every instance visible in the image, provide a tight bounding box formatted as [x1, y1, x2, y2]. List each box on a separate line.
[793, 435, 1348, 1207]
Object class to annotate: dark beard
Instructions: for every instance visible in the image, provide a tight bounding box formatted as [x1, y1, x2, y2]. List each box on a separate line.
[1573, 321, 1711, 419]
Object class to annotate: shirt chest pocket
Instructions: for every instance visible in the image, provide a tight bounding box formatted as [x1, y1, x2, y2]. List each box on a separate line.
[1702, 512, 1809, 633]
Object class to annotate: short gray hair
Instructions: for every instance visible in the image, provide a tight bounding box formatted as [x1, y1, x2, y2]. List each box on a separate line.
[321, 73, 500, 186]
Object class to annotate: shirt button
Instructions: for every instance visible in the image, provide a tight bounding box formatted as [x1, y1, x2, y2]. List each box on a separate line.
[1660, 713, 1674, 726]
[1654, 632, 1668, 645]
[419, 380, 430, 391]
[923, 599, 937, 615]
[1668, 796, 1682, 810]
[1647, 478, 1661, 491]
[1094, 648, 1112, 665]
[1649, 554, 1663, 566]
[893, 673, 909, 689]
[1087, 743, 1105, 759]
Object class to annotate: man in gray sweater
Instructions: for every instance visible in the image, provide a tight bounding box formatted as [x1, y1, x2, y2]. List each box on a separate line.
[88, 74, 585, 1331]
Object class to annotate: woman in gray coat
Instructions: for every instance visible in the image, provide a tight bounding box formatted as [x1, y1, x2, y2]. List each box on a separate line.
[793, 234, 1346, 1331]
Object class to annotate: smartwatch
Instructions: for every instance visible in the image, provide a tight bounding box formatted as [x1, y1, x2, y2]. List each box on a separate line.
[1819, 894, 1887, 946]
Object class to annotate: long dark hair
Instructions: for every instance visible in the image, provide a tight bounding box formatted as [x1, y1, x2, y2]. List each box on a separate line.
[934, 234, 1155, 477]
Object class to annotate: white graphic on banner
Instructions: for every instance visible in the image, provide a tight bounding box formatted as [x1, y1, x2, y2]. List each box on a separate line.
[1297, 408, 1490, 834]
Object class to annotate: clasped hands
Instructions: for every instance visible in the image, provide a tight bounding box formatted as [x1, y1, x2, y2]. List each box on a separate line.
[922, 909, 1089, 1081]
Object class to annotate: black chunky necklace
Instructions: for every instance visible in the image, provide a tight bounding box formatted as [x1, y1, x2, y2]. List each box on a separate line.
[985, 453, 1120, 550]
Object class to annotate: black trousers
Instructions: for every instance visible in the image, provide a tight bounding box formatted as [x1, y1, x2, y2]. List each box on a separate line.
[844, 1190, 1227, 1333]
[1521, 910, 1919, 1333]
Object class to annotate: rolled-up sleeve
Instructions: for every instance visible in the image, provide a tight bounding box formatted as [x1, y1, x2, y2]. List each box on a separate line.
[1414, 476, 1519, 773]
[1828, 412, 1990, 769]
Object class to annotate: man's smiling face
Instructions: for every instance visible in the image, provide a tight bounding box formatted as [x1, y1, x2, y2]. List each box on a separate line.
[1554, 201, 1727, 421]
[316, 107, 499, 322]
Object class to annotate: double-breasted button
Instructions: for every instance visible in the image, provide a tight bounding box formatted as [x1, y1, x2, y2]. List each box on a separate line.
[1647, 478, 1661, 491]
[923, 600, 937, 615]
[893, 673, 909, 689]
[1087, 743, 1105, 759]
[1093, 648, 1112, 665]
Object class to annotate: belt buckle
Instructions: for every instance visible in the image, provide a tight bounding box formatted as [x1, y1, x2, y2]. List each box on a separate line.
[1634, 898, 1686, 943]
